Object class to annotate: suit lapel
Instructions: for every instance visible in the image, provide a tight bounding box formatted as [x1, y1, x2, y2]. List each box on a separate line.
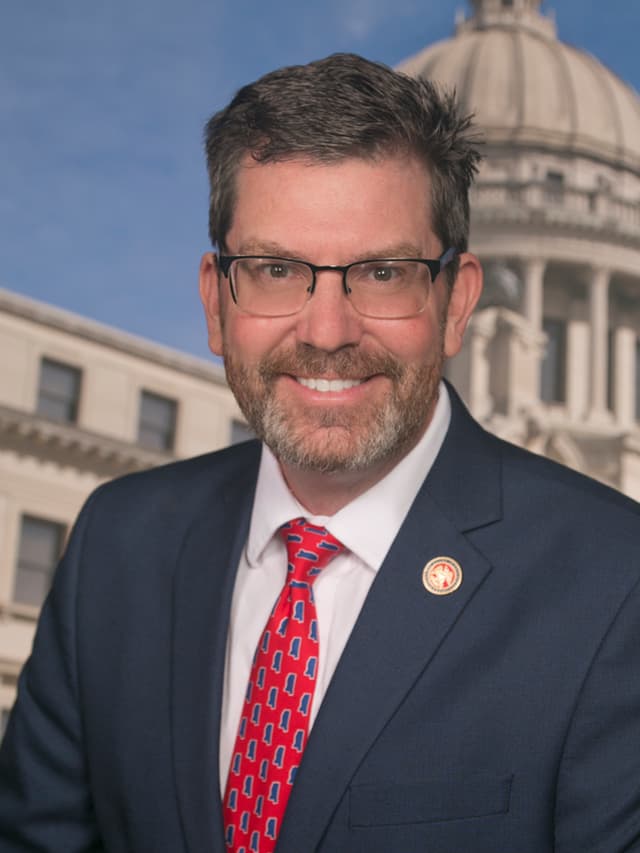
[277, 390, 503, 852]
[171, 445, 260, 853]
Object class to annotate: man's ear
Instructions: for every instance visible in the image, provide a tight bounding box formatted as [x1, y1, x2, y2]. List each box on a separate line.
[443, 252, 483, 358]
[199, 252, 224, 357]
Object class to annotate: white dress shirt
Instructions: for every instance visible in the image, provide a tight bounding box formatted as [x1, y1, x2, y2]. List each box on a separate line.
[219, 382, 451, 790]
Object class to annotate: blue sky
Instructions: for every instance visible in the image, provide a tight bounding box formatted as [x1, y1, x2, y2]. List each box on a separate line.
[2, 0, 638, 360]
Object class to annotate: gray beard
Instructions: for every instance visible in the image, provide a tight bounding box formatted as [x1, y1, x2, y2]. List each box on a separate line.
[223, 343, 443, 474]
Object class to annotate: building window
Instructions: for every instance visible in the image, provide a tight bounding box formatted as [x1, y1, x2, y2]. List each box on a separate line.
[37, 358, 81, 424]
[541, 318, 567, 403]
[137, 390, 177, 451]
[544, 171, 565, 204]
[14, 515, 65, 609]
[231, 419, 255, 445]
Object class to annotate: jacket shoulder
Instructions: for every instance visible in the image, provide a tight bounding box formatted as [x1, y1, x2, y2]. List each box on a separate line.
[86, 439, 262, 518]
[496, 434, 640, 520]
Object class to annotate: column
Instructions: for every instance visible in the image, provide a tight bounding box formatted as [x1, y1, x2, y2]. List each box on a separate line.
[521, 258, 547, 407]
[588, 266, 611, 420]
[522, 258, 546, 332]
[613, 326, 636, 428]
[565, 306, 590, 421]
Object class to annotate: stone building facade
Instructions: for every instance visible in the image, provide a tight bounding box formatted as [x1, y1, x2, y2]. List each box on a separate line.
[0, 287, 244, 726]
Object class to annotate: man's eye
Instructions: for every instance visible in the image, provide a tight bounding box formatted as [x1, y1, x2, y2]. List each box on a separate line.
[355, 263, 404, 283]
[371, 266, 397, 282]
[260, 263, 290, 279]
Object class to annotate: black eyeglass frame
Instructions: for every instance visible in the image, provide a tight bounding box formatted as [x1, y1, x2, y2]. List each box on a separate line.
[216, 247, 457, 317]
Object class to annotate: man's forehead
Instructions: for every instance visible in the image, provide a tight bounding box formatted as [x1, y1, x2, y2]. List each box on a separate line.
[225, 154, 437, 260]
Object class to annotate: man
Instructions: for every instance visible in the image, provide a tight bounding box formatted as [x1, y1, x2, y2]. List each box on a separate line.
[1, 53, 639, 853]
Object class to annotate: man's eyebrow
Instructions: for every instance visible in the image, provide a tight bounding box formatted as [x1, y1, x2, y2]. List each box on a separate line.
[231, 240, 427, 260]
[234, 240, 292, 256]
[349, 243, 425, 261]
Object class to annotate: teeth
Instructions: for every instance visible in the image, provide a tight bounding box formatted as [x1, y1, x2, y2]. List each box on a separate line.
[297, 377, 362, 392]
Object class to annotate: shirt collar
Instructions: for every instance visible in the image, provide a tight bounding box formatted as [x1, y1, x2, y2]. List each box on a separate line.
[246, 381, 451, 570]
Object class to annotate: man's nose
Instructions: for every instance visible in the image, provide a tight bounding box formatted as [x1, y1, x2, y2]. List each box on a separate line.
[294, 270, 364, 352]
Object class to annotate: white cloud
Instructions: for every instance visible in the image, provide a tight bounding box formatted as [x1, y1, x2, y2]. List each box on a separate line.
[333, 0, 433, 41]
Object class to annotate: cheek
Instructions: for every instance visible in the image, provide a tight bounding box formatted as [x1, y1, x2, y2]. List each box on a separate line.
[374, 313, 444, 365]
[222, 314, 294, 363]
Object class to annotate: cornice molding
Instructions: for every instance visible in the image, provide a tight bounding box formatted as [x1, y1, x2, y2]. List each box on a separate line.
[0, 403, 176, 477]
[471, 185, 640, 249]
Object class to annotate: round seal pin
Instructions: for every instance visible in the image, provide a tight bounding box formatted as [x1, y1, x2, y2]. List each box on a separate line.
[422, 556, 463, 595]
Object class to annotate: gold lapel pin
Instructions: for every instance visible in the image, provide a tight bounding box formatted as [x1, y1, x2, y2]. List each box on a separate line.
[422, 556, 463, 595]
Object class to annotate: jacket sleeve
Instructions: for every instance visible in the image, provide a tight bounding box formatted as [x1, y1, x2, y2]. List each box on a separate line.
[0, 492, 103, 852]
[555, 576, 640, 853]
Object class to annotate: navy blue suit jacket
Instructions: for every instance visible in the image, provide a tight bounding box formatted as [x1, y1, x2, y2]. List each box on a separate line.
[1, 388, 640, 852]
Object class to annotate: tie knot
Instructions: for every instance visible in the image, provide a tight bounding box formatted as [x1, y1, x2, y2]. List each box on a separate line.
[279, 518, 345, 585]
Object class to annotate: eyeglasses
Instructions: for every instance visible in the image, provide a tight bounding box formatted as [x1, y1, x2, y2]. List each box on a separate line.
[217, 248, 457, 319]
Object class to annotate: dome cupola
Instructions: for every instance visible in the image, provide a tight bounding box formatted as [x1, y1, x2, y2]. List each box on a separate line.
[463, 0, 556, 39]
[399, 0, 640, 172]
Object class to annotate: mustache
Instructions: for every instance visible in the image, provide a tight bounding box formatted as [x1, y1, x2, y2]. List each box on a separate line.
[258, 345, 404, 381]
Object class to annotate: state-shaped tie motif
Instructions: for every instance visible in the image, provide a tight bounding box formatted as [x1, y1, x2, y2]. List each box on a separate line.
[268, 782, 280, 805]
[228, 789, 238, 812]
[294, 548, 319, 563]
[292, 600, 305, 623]
[265, 818, 278, 840]
[271, 650, 282, 673]
[298, 692, 311, 715]
[278, 709, 290, 732]
[303, 655, 317, 679]
[266, 686, 278, 709]
[285, 532, 303, 544]
[273, 745, 285, 769]
[292, 729, 305, 753]
[288, 637, 301, 660]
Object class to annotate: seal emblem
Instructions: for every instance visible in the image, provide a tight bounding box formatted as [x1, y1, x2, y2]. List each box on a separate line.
[422, 556, 463, 595]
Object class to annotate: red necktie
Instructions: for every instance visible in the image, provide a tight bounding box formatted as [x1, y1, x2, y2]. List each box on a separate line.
[223, 518, 345, 853]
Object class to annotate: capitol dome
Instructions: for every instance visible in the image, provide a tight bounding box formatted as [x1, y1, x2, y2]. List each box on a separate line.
[398, 0, 640, 498]
[399, 0, 640, 172]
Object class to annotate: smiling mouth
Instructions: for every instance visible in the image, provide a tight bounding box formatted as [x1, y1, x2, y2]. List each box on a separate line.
[296, 377, 364, 392]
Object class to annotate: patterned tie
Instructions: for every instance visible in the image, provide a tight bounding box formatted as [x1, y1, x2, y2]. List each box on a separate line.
[223, 518, 345, 853]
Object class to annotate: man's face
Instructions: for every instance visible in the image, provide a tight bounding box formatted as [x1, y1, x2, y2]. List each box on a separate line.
[200, 155, 480, 478]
